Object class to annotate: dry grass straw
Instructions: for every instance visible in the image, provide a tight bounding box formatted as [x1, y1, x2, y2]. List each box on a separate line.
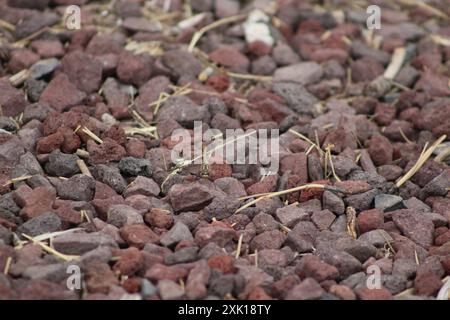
[399, 126, 413, 144]
[149, 83, 192, 115]
[3, 257, 12, 275]
[288, 129, 324, 156]
[383, 47, 406, 80]
[82, 127, 103, 144]
[0, 19, 14, 32]
[125, 126, 158, 139]
[21, 233, 80, 262]
[325, 144, 341, 182]
[378, 229, 396, 255]
[398, 0, 449, 20]
[76, 149, 89, 158]
[437, 276, 450, 300]
[188, 14, 248, 52]
[125, 41, 164, 56]
[235, 234, 243, 259]
[431, 34, 450, 47]
[194, 48, 273, 82]
[2, 175, 33, 187]
[236, 183, 345, 213]
[76, 159, 92, 177]
[346, 206, 358, 239]
[9, 69, 31, 87]
[396, 135, 447, 187]
[80, 210, 91, 223]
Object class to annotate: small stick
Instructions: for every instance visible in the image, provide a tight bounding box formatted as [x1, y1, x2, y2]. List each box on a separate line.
[76, 159, 92, 177]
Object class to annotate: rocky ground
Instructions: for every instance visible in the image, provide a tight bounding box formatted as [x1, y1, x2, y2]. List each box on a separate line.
[0, 0, 450, 300]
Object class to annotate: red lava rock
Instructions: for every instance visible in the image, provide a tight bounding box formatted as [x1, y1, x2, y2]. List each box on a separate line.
[8, 49, 40, 73]
[124, 176, 160, 198]
[36, 131, 64, 154]
[355, 287, 393, 300]
[86, 33, 126, 56]
[122, 277, 141, 293]
[357, 209, 384, 234]
[250, 230, 286, 251]
[195, 225, 235, 248]
[31, 40, 64, 58]
[125, 139, 146, 158]
[392, 210, 434, 249]
[87, 138, 127, 165]
[246, 175, 278, 196]
[247, 286, 273, 300]
[295, 255, 339, 282]
[329, 284, 356, 300]
[52, 232, 117, 255]
[311, 48, 348, 65]
[207, 254, 235, 274]
[441, 256, 450, 275]
[168, 182, 216, 212]
[311, 209, 336, 231]
[18, 186, 56, 220]
[19, 280, 76, 300]
[414, 273, 442, 296]
[206, 74, 230, 92]
[85, 262, 119, 294]
[436, 230, 450, 246]
[145, 263, 188, 282]
[335, 180, 372, 194]
[208, 164, 233, 180]
[416, 70, 450, 97]
[351, 57, 384, 82]
[274, 61, 323, 85]
[0, 78, 29, 117]
[374, 103, 396, 126]
[61, 50, 103, 94]
[112, 247, 143, 276]
[57, 127, 81, 153]
[185, 260, 210, 299]
[116, 51, 153, 86]
[144, 208, 174, 229]
[119, 224, 159, 249]
[368, 135, 394, 166]
[209, 46, 250, 73]
[285, 278, 325, 300]
[39, 73, 86, 112]
[300, 180, 329, 202]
